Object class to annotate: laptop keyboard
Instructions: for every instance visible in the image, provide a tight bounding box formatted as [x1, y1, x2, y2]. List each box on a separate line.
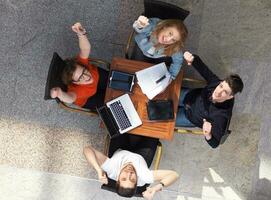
[109, 100, 132, 130]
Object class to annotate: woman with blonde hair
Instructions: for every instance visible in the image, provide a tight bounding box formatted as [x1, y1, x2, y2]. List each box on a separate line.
[133, 16, 188, 80]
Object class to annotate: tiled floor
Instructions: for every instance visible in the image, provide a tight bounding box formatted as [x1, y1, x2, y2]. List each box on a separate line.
[0, 165, 180, 200]
[0, 0, 270, 199]
[0, 114, 260, 199]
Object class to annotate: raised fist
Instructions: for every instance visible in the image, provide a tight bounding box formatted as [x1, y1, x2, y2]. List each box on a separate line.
[184, 51, 194, 66]
[135, 15, 149, 28]
[72, 22, 86, 35]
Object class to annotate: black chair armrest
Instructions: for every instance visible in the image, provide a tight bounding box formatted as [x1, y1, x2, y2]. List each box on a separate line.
[56, 99, 98, 116]
[220, 130, 231, 145]
[125, 30, 135, 59]
[89, 57, 110, 71]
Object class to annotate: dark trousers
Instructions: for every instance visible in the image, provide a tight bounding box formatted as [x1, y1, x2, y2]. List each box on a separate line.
[83, 68, 109, 109]
[108, 134, 158, 168]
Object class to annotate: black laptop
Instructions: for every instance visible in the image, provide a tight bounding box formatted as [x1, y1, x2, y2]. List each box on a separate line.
[97, 105, 120, 139]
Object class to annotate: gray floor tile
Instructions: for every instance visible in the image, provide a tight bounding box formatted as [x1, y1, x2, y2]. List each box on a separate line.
[0, 165, 180, 200]
[0, 0, 271, 199]
[231, 59, 266, 116]
[173, 114, 260, 199]
[83, 0, 122, 43]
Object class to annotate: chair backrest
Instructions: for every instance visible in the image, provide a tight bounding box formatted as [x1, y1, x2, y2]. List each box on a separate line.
[101, 134, 159, 197]
[219, 116, 232, 145]
[44, 52, 67, 100]
[143, 0, 190, 20]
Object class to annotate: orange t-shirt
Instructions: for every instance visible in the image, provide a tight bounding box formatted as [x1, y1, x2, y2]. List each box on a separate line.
[68, 55, 99, 107]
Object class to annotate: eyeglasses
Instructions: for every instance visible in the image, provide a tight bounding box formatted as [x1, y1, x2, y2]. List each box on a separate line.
[73, 68, 92, 82]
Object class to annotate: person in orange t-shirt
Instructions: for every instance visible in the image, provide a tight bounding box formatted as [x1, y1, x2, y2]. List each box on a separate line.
[50, 22, 108, 110]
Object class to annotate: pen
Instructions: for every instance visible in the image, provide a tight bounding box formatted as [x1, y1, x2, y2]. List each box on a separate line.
[156, 75, 166, 84]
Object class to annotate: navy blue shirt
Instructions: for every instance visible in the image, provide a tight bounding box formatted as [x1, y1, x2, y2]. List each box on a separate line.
[184, 55, 234, 148]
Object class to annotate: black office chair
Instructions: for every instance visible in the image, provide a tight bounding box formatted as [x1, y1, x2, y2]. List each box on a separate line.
[219, 116, 232, 145]
[44, 52, 110, 116]
[125, 0, 190, 59]
[102, 134, 162, 197]
[175, 115, 232, 145]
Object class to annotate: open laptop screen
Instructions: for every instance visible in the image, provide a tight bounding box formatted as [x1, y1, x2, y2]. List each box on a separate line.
[96, 105, 120, 139]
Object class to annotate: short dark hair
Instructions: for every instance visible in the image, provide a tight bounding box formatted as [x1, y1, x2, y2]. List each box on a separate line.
[224, 74, 244, 95]
[116, 181, 137, 198]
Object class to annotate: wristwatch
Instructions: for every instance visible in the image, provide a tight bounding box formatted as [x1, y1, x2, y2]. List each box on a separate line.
[159, 182, 165, 190]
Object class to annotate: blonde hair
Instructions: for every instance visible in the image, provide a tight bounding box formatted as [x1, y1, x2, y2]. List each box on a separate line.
[151, 19, 188, 56]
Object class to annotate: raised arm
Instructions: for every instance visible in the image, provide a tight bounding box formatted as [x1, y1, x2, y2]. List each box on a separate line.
[184, 51, 220, 84]
[203, 115, 230, 148]
[72, 22, 91, 59]
[133, 16, 159, 34]
[152, 170, 179, 187]
[50, 87, 76, 104]
[83, 146, 108, 184]
[168, 52, 184, 80]
[142, 170, 179, 200]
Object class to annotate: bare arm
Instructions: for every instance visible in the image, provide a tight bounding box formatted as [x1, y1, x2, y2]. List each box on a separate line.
[83, 146, 108, 184]
[72, 22, 91, 59]
[143, 170, 179, 199]
[83, 146, 108, 170]
[152, 170, 179, 187]
[50, 87, 76, 104]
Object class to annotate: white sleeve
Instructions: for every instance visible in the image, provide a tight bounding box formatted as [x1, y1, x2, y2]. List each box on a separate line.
[134, 156, 154, 186]
[101, 158, 118, 181]
[141, 168, 154, 184]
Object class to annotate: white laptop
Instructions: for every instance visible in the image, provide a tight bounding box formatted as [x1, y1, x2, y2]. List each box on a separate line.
[97, 94, 142, 136]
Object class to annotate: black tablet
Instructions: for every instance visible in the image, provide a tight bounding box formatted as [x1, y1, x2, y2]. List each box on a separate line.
[109, 70, 135, 92]
[147, 100, 174, 121]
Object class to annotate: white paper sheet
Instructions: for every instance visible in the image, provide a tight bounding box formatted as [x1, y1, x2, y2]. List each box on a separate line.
[136, 62, 171, 99]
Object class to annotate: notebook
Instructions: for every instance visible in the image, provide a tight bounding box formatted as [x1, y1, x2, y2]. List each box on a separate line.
[135, 62, 171, 99]
[97, 94, 142, 138]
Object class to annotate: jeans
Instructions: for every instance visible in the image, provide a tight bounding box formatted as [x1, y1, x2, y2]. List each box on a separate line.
[175, 88, 195, 127]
